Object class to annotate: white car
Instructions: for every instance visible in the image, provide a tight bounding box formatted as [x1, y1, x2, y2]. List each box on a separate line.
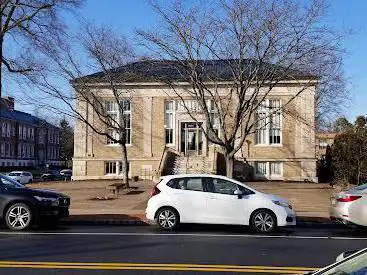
[146, 174, 296, 233]
[7, 171, 33, 184]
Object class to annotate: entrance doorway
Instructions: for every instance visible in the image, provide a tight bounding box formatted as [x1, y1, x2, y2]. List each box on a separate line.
[180, 122, 203, 156]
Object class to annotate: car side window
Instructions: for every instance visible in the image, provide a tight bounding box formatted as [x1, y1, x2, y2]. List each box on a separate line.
[206, 178, 238, 195]
[0, 177, 23, 189]
[185, 178, 203, 191]
[167, 179, 186, 190]
[166, 178, 203, 192]
[205, 178, 253, 195]
[237, 184, 254, 195]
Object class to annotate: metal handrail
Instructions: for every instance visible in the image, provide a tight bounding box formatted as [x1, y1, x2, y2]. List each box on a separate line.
[157, 146, 167, 177]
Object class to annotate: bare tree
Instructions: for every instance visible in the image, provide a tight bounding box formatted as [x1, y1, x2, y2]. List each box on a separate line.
[0, 0, 81, 97]
[26, 24, 135, 186]
[137, 0, 344, 177]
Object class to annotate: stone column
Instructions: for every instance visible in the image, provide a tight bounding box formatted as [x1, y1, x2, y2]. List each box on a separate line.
[116, 160, 120, 175]
[143, 97, 153, 157]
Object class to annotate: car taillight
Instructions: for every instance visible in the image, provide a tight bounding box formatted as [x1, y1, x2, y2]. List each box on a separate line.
[336, 195, 362, 202]
[150, 184, 161, 197]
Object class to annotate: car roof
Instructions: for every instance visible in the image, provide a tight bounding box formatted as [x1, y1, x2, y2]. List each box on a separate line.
[160, 174, 241, 181]
[10, 171, 28, 173]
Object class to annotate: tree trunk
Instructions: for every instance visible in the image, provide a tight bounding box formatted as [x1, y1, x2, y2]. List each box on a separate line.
[225, 154, 234, 178]
[120, 143, 129, 188]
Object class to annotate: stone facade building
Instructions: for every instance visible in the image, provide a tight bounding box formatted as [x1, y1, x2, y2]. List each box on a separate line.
[0, 97, 61, 168]
[72, 60, 318, 182]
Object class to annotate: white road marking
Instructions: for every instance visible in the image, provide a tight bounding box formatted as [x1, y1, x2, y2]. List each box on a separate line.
[0, 231, 366, 240]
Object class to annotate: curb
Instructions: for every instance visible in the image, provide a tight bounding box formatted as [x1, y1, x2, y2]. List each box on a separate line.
[60, 215, 338, 228]
[60, 214, 149, 226]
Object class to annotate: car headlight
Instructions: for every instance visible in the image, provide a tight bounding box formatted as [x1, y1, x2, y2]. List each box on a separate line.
[273, 200, 292, 209]
[34, 196, 59, 206]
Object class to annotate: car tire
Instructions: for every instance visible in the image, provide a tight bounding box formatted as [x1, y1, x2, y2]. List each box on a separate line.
[28, 179, 32, 184]
[250, 209, 277, 233]
[156, 207, 180, 231]
[5, 203, 33, 231]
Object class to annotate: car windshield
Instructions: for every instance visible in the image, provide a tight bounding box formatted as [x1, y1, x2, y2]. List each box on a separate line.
[315, 250, 367, 275]
[0, 175, 25, 189]
[8, 172, 21, 176]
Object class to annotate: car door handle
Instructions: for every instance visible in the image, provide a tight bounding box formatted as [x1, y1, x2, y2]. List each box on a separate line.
[209, 196, 219, 200]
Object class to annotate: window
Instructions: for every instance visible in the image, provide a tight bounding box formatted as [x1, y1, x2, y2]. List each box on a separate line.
[269, 100, 281, 144]
[209, 100, 219, 129]
[6, 123, 10, 137]
[164, 100, 174, 144]
[167, 178, 185, 190]
[176, 100, 200, 112]
[255, 161, 282, 178]
[2, 122, 6, 137]
[206, 178, 238, 195]
[118, 161, 130, 175]
[104, 161, 130, 176]
[0, 143, 4, 156]
[319, 139, 328, 149]
[106, 100, 131, 145]
[167, 177, 203, 191]
[255, 99, 282, 145]
[5, 143, 9, 157]
[255, 162, 268, 176]
[0, 176, 24, 189]
[208, 100, 219, 144]
[185, 178, 203, 191]
[22, 144, 26, 157]
[270, 162, 281, 176]
[105, 161, 117, 174]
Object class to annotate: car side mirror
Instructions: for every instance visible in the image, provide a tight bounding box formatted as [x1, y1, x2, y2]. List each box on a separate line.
[336, 250, 359, 262]
[234, 189, 244, 199]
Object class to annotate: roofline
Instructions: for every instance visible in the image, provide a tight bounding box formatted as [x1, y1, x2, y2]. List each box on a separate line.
[0, 110, 60, 129]
[72, 78, 319, 89]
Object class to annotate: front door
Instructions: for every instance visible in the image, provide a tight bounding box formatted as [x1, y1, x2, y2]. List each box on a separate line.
[186, 129, 197, 156]
[204, 177, 251, 225]
[180, 122, 202, 156]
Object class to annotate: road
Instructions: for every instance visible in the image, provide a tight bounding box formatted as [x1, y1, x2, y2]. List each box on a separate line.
[0, 224, 366, 274]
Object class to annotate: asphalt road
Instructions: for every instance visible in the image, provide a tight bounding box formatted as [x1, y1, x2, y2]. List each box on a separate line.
[0, 224, 366, 274]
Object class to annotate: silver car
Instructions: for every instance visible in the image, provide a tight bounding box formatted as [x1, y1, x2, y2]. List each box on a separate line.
[330, 183, 367, 226]
[310, 248, 366, 275]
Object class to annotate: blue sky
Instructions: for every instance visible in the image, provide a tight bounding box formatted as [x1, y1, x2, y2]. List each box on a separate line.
[70, 0, 367, 121]
[9, 0, 367, 122]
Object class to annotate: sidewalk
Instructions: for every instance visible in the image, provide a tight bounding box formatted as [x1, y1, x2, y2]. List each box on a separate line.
[31, 180, 336, 226]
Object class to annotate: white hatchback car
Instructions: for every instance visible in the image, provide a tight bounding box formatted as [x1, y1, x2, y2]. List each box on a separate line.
[146, 174, 296, 233]
[7, 171, 33, 184]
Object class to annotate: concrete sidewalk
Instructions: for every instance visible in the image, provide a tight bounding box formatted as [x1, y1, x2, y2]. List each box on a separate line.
[31, 180, 336, 226]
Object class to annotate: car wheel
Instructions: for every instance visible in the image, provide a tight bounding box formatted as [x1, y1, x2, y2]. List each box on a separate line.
[28, 179, 32, 184]
[250, 209, 276, 233]
[156, 207, 179, 230]
[5, 203, 33, 231]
